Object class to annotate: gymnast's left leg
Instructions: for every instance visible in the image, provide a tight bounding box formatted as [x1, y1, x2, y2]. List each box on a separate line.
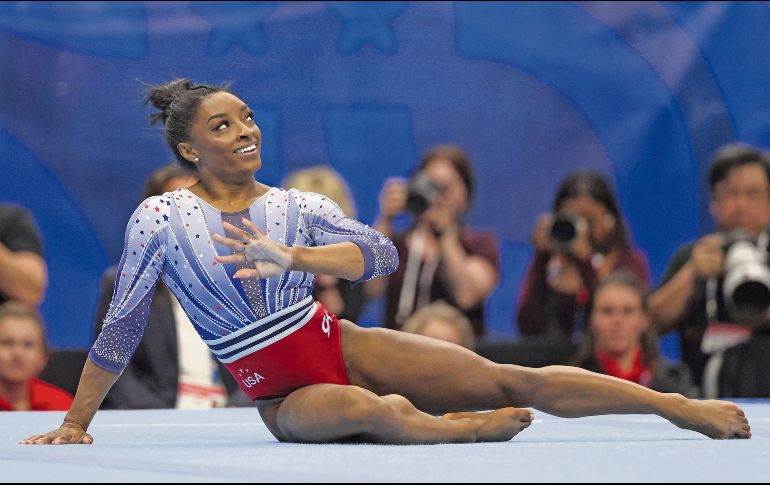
[340, 321, 750, 439]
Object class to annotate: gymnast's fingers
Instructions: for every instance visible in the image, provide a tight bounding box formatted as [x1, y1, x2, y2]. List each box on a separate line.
[222, 221, 256, 241]
[212, 232, 249, 251]
[215, 254, 247, 264]
[241, 218, 267, 238]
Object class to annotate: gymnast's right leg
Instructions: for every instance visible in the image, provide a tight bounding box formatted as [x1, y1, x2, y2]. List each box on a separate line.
[257, 383, 533, 444]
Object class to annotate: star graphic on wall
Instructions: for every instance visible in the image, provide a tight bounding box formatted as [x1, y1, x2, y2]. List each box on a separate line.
[190, 2, 277, 56]
[328, 1, 408, 55]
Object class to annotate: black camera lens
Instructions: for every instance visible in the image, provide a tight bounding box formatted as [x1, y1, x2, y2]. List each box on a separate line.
[550, 214, 579, 245]
[551, 219, 576, 244]
[732, 280, 770, 315]
[405, 175, 442, 216]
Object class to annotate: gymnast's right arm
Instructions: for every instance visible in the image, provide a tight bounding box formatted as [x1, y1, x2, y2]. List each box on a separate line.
[20, 196, 169, 445]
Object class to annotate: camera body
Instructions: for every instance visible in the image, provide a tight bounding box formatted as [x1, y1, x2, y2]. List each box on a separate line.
[549, 213, 588, 252]
[405, 174, 442, 217]
[716, 230, 770, 325]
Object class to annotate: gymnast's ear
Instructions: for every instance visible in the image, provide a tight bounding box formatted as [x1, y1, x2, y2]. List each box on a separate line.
[178, 143, 200, 164]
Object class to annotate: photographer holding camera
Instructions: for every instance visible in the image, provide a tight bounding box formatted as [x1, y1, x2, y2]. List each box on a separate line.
[369, 145, 499, 337]
[516, 171, 651, 340]
[650, 144, 770, 392]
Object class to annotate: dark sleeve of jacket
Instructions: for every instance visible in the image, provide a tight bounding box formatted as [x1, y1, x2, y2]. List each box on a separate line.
[517, 251, 591, 338]
[0, 204, 44, 255]
[718, 334, 770, 399]
[651, 360, 700, 398]
[94, 267, 178, 409]
[516, 252, 552, 336]
[658, 244, 702, 323]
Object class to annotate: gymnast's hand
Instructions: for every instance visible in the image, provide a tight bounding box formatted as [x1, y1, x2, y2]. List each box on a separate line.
[20, 420, 93, 445]
[213, 218, 293, 279]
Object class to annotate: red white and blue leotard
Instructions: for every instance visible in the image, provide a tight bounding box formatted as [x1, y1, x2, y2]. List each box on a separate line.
[90, 187, 398, 399]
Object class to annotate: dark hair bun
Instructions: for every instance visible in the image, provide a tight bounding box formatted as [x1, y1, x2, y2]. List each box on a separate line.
[146, 79, 194, 125]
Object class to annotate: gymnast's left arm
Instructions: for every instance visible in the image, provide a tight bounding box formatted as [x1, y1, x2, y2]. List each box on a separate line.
[292, 192, 398, 283]
[214, 191, 398, 282]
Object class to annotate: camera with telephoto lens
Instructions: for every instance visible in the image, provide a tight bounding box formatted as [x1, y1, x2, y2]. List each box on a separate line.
[549, 213, 588, 251]
[405, 174, 442, 216]
[716, 230, 770, 325]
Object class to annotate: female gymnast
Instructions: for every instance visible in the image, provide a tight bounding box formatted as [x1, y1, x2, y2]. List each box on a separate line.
[23, 80, 750, 445]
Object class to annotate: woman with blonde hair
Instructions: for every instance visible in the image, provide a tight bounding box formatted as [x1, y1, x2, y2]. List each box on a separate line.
[401, 301, 476, 351]
[283, 166, 357, 218]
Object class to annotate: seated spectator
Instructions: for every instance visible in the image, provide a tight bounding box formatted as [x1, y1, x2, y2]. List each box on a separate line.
[571, 273, 697, 397]
[370, 145, 499, 337]
[401, 300, 476, 351]
[283, 165, 368, 322]
[649, 144, 770, 388]
[0, 302, 73, 411]
[94, 163, 251, 409]
[517, 171, 651, 340]
[0, 203, 47, 307]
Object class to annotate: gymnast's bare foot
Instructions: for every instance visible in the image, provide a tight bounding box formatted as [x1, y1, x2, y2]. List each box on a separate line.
[443, 408, 534, 442]
[669, 398, 751, 439]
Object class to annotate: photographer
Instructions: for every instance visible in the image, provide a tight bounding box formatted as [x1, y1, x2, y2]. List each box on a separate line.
[650, 144, 770, 389]
[369, 145, 499, 337]
[516, 171, 651, 340]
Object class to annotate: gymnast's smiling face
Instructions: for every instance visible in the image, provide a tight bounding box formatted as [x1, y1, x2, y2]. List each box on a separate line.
[177, 92, 263, 181]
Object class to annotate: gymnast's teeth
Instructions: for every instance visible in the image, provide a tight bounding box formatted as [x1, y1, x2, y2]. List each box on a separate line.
[235, 144, 257, 154]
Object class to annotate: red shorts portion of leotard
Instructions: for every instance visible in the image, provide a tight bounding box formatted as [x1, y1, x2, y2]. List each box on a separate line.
[220, 301, 350, 400]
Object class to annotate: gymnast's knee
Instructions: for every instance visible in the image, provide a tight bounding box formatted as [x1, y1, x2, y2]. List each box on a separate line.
[338, 387, 394, 430]
[381, 394, 416, 413]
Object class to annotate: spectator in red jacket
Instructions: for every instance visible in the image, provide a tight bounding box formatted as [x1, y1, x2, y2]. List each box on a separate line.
[0, 302, 73, 411]
[570, 272, 697, 397]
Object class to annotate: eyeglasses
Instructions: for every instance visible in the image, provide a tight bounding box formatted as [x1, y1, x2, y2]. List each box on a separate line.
[715, 187, 770, 202]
